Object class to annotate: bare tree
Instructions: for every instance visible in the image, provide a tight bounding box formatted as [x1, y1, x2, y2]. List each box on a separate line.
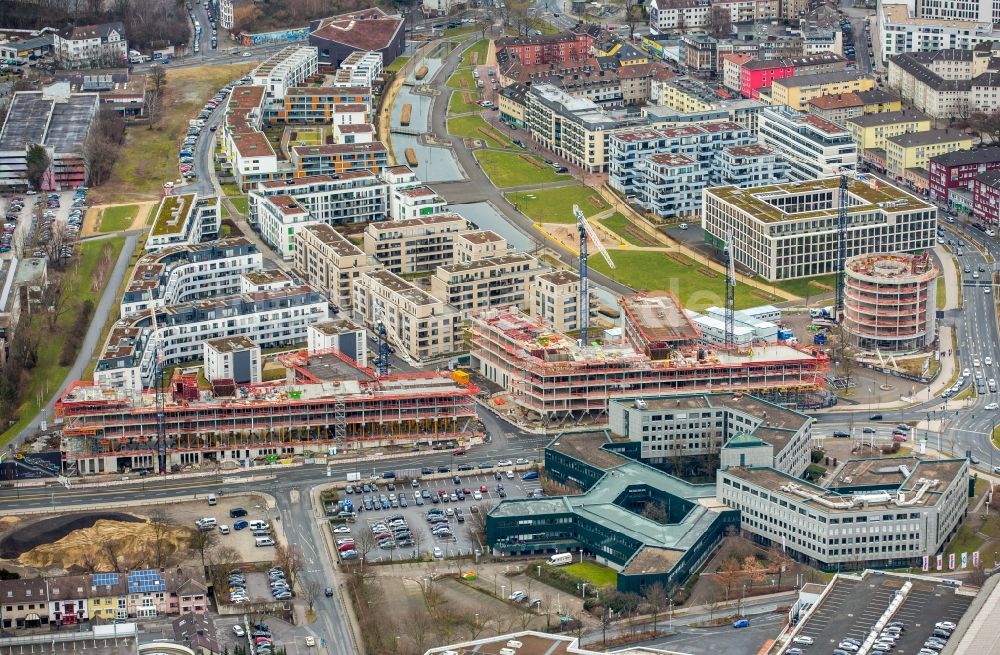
[209, 545, 243, 575]
[147, 508, 174, 569]
[149, 65, 167, 94]
[273, 543, 304, 586]
[643, 582, 667, 634]
[768, 543, 792, 588]
[623, 0, 644, 40]
[716, 557, 742, 598]
[352, 526, 377, 569]
[188, 528, 218, 571]
[301, 577, 322, 612]
[44, 221, 72, 270]
[742, 554, 766, 588]
[708, 6, 732, 37]
[405, 606, 435, 654]
[145, 88, 163, 130]
[642, 501, 668, 523]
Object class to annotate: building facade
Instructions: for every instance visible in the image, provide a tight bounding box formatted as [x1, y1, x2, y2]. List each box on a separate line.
[431, 254, 540, 317]
[884, 129, 973, 182]
[293, 222, 373, 310]
[362, 214, 470, 275]
[204, 336, 262, 384]
[928, 147, 1000, 205]
[531, 270, 593, 333]
[146, 194, 221, 252]
[757, 106, 857, 180]
[53, 22, 127, 68]
[769, 71, 876, 112]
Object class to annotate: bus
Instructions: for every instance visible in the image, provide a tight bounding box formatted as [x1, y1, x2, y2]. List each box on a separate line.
[548, 553, 573, 566]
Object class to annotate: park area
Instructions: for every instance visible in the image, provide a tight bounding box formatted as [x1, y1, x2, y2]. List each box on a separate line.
[449, 90, 481, 115]
[475, 151, 572, 188]
[599, 213, 660, 247]
[447, 115, 511, 148]
[98, 204, 139, 232]
[589, 251, 783, 311]
[93, 62, 255, 203]
[506, 185, 608, 224]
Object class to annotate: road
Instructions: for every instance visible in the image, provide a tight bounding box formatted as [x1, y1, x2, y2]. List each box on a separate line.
[839, 0, 875, 73]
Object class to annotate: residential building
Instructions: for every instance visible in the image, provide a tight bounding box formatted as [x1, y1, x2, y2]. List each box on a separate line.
[251, 46, 318, 100]
[633, 153, 705, 217]
[680, 33, 718, 75]
[88, 574, 128, 621]
[0, 579, 51, 629]
[887, 49, 1000, 119]
[857, 88, 903, 113]
[0, 84, 99, 190]
[524, 83, 625, 173]
[353, 269, 462, 361]
[845, 110, 932, 151]
[363, 214, 470, 274]
[306, 319, 368, 365]
[648, 0, 711, 31]
[739, 53, 846, 99]
[204, 336, 262, 384]
[146, 194, 221, 252]
[250, 172, 387, 258]
[931, 147, 1000, 206]
[293, 222, 373, 310]
[769, 71, 875, 111]
[718, 457, 968, 570]
[308, 8, 406, 67]
[711, 143, 790, 187]
[757, 106, 857, 180]
[494, 31, 595, 67]
[288, 142, 388, 178]
[714, 0, 780, 24]
[121, 238, 262, 316]
[391, 186, 447, 221]
[92, 284, 328, 394]
[268, 86, 371, 126]
[884, 129, 973, 183]
[720, 53, 753, 94]
[879, 3, 1000, 61]
[807, 93, 866, 126]
[498, 82, 529, 129]
[220, 0, 234, 30]
[53, 22, 127, 68]
[455, 230, 509, 262]
[531, 270, 593, 333]
[972, 169, 1000, 225]
[431, 254, 540, 316]
[702, 177, 937, 280]
[47, 575, 90, 627]
[173, 613, 220, 655]
[334, 51, 384, 87]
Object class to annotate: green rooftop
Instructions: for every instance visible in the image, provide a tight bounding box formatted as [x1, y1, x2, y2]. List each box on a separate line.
[152, 194, 194, 237]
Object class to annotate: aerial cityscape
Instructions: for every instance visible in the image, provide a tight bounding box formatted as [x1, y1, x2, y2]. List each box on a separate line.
[0, 0, 997, 653]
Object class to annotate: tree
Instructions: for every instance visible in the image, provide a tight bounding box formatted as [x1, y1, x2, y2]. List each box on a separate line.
[145, 88, 163, 130]
[149, 65, 168, 94]
[273, 543, 303, 586]
[188, 527, 218, 571]
[768, 543, 792, 588]
[148, 508, 174, 569]
[708, 6, 732, 38]
[25, 144, 49, 191]
[353, 526, 377, 569]
[84, 130, 121, 186]
[742, 554, 766, 588]
[642, 501, 668, 523]
[643, 582, 667, 634]
[405, 606, 435, 654]
[716, 557, 742, 598]
[44, 221, 71, 269]
[623, 0, 644, 40]
[301, 577, 321, 612]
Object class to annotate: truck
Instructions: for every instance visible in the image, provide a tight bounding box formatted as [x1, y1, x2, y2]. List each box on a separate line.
[809, 306, 834, 319]
[548, 553, 573, 566]
[777, 328, 794, 341]
[813, 332, 827, 345]
[346, 472, 361, 483]
[128, 50, 149, 64]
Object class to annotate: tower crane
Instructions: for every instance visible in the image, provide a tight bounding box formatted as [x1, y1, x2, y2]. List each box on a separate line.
[374, 318, 391, 377]
[724, 231, 736, 348]
[575, 204, 615, 345]
[146, 292, 167, 474]
[835, 172, 848, 321]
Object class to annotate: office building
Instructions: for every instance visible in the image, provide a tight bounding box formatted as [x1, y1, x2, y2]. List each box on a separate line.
[146, 193, 221, 252]
[431, 254, 540, 317]
[702, 177, 937, 280]
[293, 222, 374, 310]
[353, 269, 462, 361]
[203, 336, 262, 385]
[757, 106, 857, 180]
[363, 214, 471, 275]
[524, 83, 626, 173]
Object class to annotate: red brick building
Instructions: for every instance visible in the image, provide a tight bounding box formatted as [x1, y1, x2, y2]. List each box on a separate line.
[494, 32, 595, 67]
[973, 170, 1000, 225]
[928, 146, 1000, 204]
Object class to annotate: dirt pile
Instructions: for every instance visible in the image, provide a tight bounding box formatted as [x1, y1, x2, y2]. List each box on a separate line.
[17, 519, 194, 572]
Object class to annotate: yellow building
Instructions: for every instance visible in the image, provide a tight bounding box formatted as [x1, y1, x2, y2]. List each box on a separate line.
[885, 128, 973, 180]
[846, 110, 932, 151]
[498, 82, 527, 129]
[653, 78, 717, 113]
[88, 576, 128, 621]
[858, 89, 902, 114]
[771, 71, 876, 111]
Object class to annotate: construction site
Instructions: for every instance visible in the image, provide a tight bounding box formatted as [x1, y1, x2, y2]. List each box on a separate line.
[55, 349, 479, 476]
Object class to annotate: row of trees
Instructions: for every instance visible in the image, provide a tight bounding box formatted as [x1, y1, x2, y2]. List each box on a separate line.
[954, 110, 1000, 146]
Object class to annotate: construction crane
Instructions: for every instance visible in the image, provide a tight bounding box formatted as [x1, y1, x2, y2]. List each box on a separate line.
[835, 172, 848, 321]
[574, 204, 615, 345]
[147, 293, 167, 475]
[374, 319, 391, 377]
[724, 231, 736, 348]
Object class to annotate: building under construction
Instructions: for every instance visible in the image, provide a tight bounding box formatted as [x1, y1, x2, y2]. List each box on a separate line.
[56, 350, 479, 476]
[470, 305, 829, 423]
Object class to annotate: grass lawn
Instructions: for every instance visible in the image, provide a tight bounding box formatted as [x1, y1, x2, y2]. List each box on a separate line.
[462, 39, 490, 66]
[385, 55, 410, 73]
[448, 90, 481, 115]
[445, 24, 481, 37]
[0, 237, 127, 447]
[230, 197, 249, 215]
[528, 19, 560, 34]
[506, 185, 608, 224]
[447, 115, 511, 148]
[564, 562, 617, 588]
[937, 277, 947, 308]
[590, 250, 783, 311]
[220, 182, 243, 197]
[954, 386, 976, 402]
[770, 274, 838, 299]
[475, 150, 572, 188]
[94, 63, 255, 203]
[944, 523, 985, 558]
[99, 204, 139, 233]
[600, 213, 657, 246]
[447, 68, 476, 89]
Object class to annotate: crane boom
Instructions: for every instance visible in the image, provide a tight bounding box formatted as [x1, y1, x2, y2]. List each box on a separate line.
[724, 231, 736, 348]
[147, 293, 167, 475]
[574, 204, 615, 345]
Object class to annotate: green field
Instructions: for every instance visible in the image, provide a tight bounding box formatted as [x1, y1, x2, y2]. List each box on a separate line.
[589, 250, 783, 311]
[448, 90, 481, 115]
[463, 39, 491, 66]
[230, 197, 249, 215]
[770, 274, 838, 299]
[447, 68, 476, 89]
[447, 115, 511, 148]
[475, 150, 572, 188]
[937, 278, 946, 308]
[506, 185, 608, 224]
[385, 55, 410, 73]
[445, 24, 481, 37]
[943, 523, 984, 558]
[99, 204, 139, 232]
[564, 562, 618, 588]
[0, 237, 127, 446]
[600, 213, 657, 246]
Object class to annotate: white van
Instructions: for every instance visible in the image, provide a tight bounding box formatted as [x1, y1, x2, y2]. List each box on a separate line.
[249, 520, 269, 531]
[218, 524, 230, 535]
[207, 494, 217, 506]
[500, 649, 516, 655]
[255, 537, 275, 547]
[506, 641, 523, 649]
[196, 517, 217, 528]
[548, 553, 573, 566]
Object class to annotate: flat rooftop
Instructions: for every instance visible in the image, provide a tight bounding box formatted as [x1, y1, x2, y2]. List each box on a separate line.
[828, 457, 921, 490]
[290, 350, 374, 383]
[301, 222, 364, 256]
[425, 632, 579, 655]
[0, 93, 52, 150]
[621, 292, 701, 344]
[847, 109, 929, 128]
[310, 318, 362, 336]
[152, 194, 195, 237]
[367, 213, 467, 232]
[242, 269, 293, 286]
[456, 230, 505, 245]
[536, 270, 578, 285]
[548, 431, 629, 470]
[367, 269, 439, 306]
[437, 253, 535, 275]
[621, 546, 683, 575]
[206, 335, 257, 353]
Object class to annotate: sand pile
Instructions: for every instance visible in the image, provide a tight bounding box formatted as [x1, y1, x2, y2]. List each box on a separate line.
[18, 519, 194, 571]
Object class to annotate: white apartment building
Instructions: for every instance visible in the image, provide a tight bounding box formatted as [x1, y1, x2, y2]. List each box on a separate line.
[252, 46, 319, 100]
[757, 106, 857, 180]
[204, 336, 262, 385]
[146, 194, 221, 252]
[249, 172, 388, 258]
[713, 0, 780, 23]
[391, 185, 447, 221]
[648, 0, 711, 32]
[220, 0, 234, 30]
[334, 51, 383, 87]
[712, 144, 790, 187]
[307, 319, 369, 366]
[531, 269, 593, 333]
[887, 49, 1000, 119]
[293, 222, 374, 310]
[121, 238, 263, 316]
[241, 269, 296, 293]
[455, 231, 509, 262]
[608, 393, 812, 475]
[353, 269, 462, 361]
[363, 214, 471, 275]
[879, 3, 1000, 61]
[93, 284, 328, 393]
[431, 254, 540, 317]
[702, 177, 937, 280]
[524, 83, 625, 173]
[718, 457, 969, 569]
[53, 22, 127, 68]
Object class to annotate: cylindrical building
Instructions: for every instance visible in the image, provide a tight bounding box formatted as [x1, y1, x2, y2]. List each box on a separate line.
[843, 253, 938, 353]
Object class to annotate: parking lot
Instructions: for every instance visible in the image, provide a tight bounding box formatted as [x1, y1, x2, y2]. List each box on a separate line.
[336, 465, 542, 561]
[793, 574, 972, 655]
